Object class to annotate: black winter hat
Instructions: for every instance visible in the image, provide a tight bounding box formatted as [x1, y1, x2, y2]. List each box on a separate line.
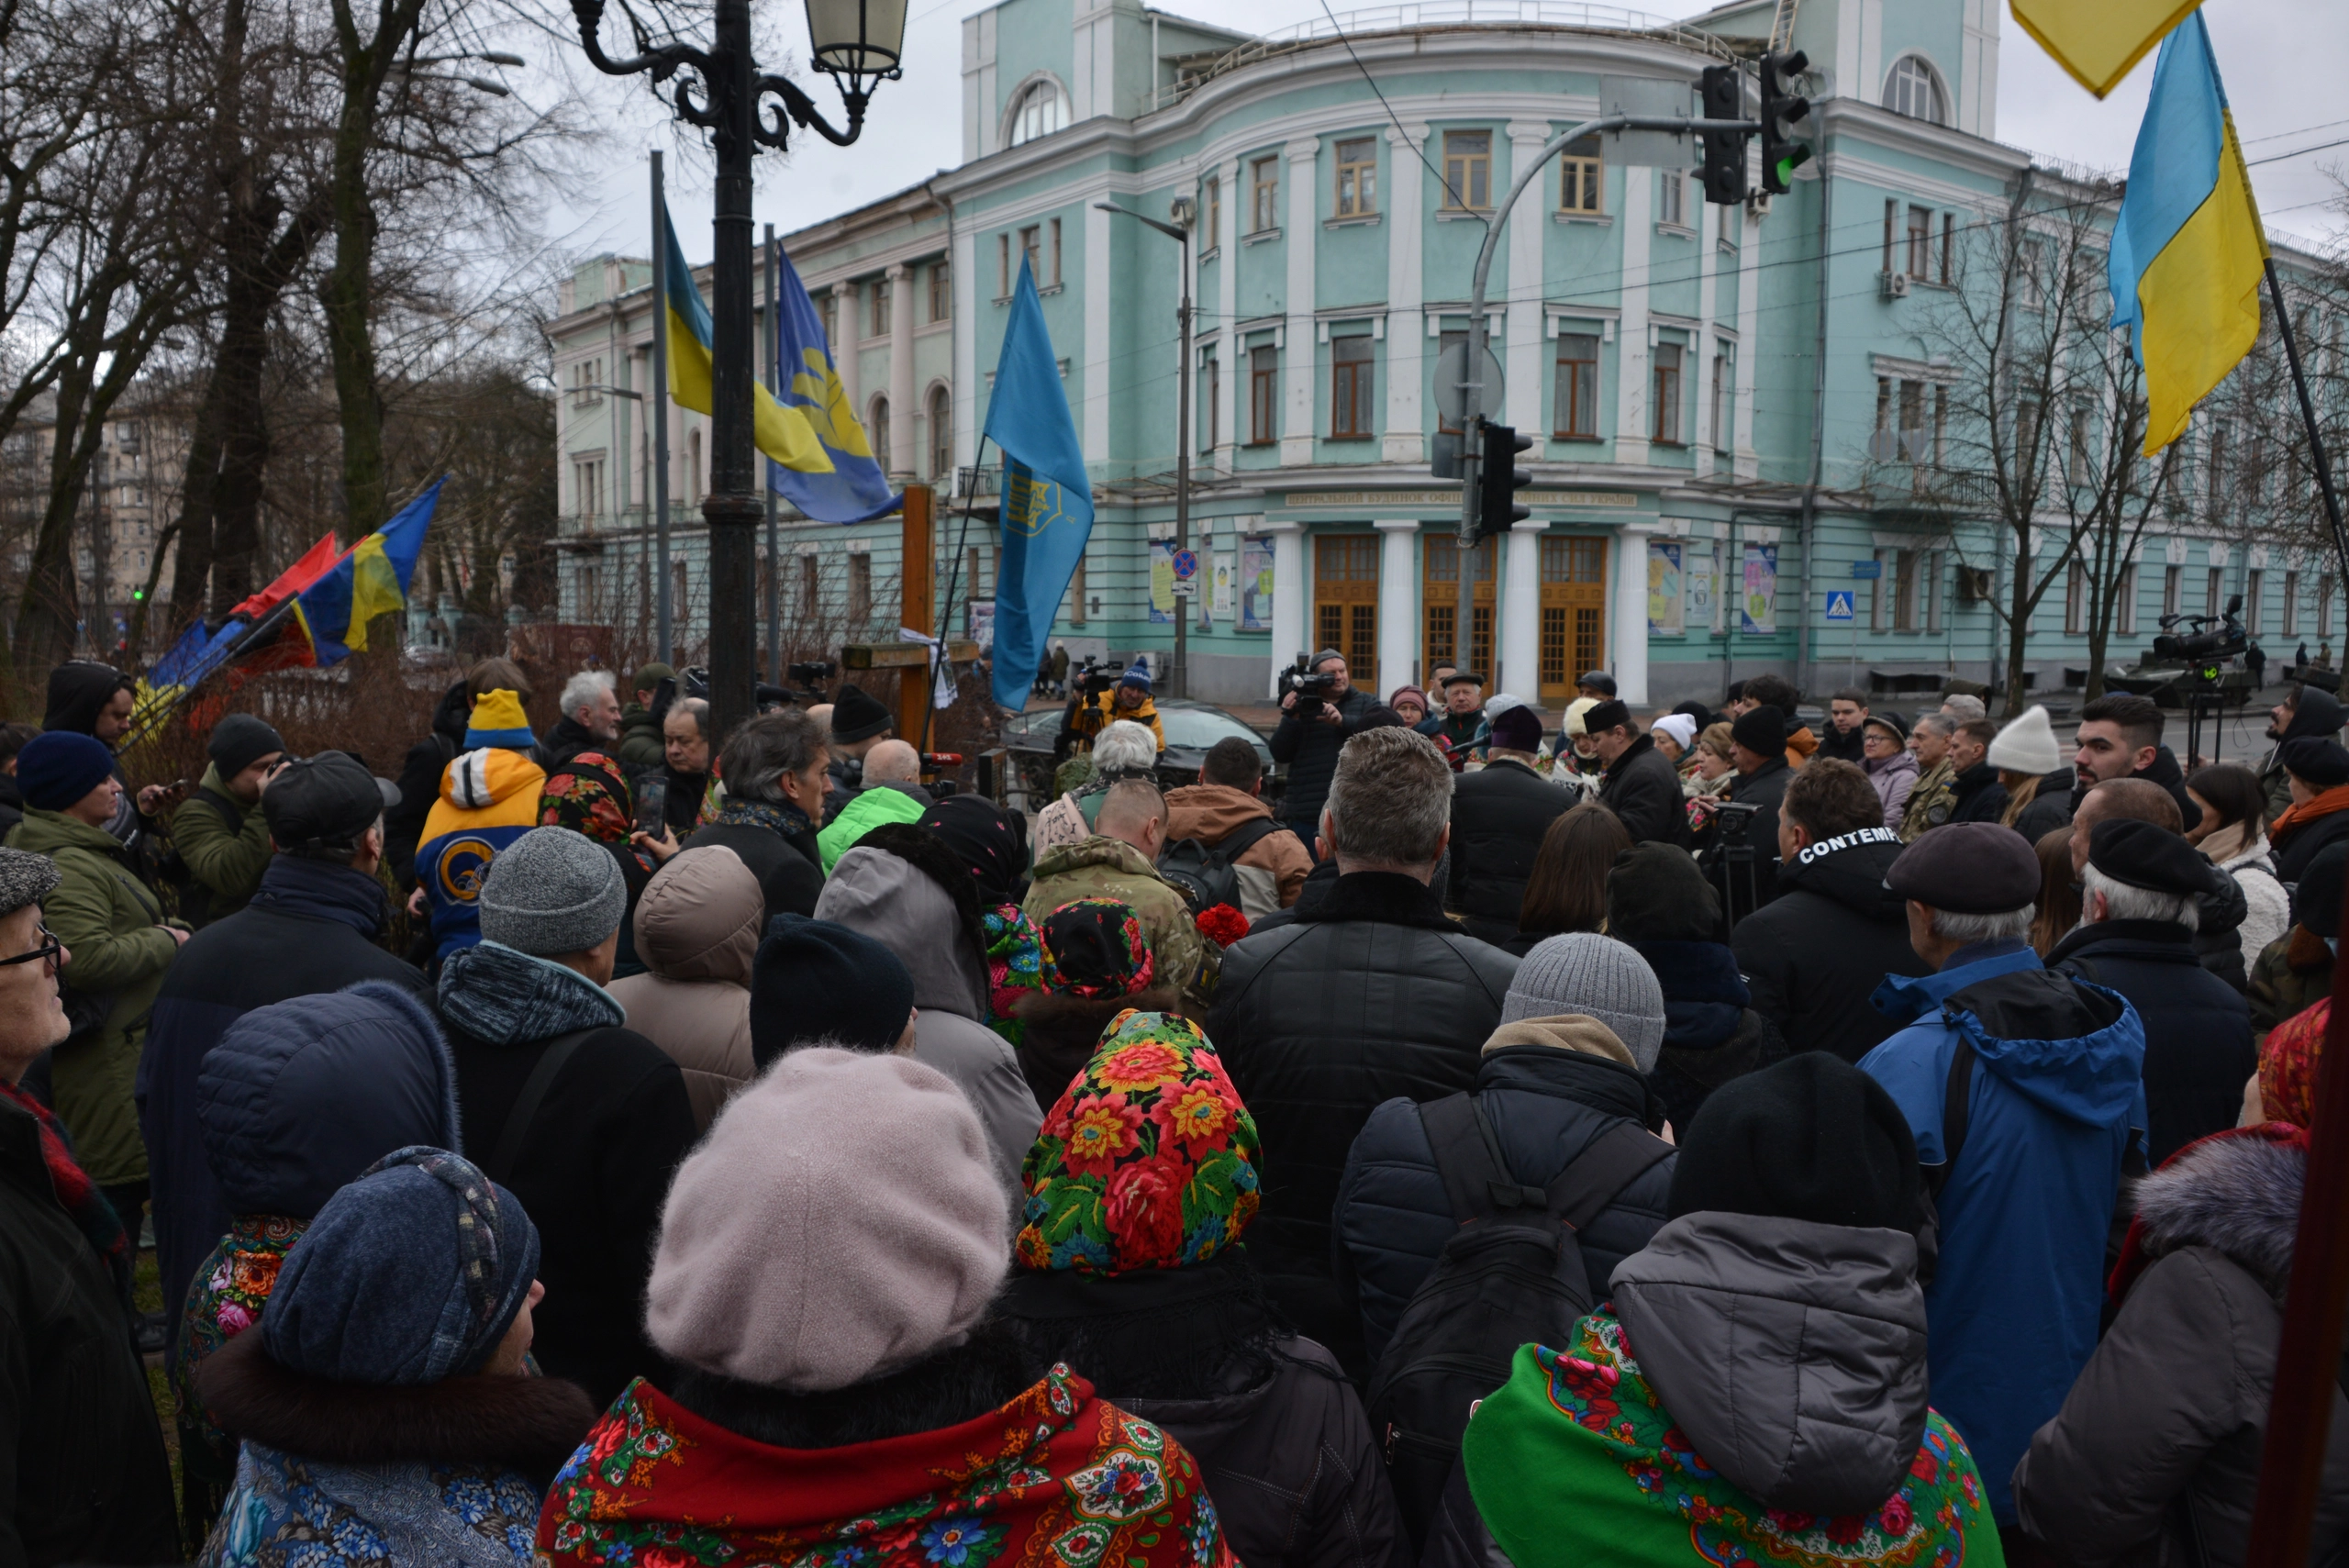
[2296, 841, 2349, 940]
[1581, 698, 1631, 737]
[208, 713, 286, 778]
[2280, 737, 2349, 790]
[1669, 1052, 1923, 1235]
[1885, 821, 2041, 912]
[829, 684, 894, 745]
[1731, 704, 1787, 757]
[1606, 841, 1720, 943]
[2087, 817, 2220, 898]
[749, 914, 916, 1066]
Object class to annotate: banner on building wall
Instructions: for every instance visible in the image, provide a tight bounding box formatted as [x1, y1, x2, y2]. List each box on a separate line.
[1686, 544, 1718, 634]
[1241, 538, 1274, 631]
[1742, 542, 1778, 634]
[1211, 551, 1236, 620]
[1149, 540, 1177, 624]
[1648, 540, 1684, 635]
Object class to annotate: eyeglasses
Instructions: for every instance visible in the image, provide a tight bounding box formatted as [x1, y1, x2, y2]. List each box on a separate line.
[0, 925, 62, 970]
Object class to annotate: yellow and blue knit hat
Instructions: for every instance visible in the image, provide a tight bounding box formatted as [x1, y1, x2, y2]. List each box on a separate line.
[463, 689, 536, 751]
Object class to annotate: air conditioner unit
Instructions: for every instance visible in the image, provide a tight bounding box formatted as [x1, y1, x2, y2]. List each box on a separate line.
[1880, 271, 1911, 300]
[1955, 566, 1994, 604]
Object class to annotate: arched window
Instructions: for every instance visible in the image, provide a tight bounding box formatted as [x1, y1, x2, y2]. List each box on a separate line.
[929, 385, 952, 479]
[869, 395, 892, 473]
[1009, 79, 1065, 146]
[1882, 55, 1948, 125]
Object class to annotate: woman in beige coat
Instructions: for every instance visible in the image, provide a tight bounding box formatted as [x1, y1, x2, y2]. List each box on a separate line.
[609, 845, 762, 1129]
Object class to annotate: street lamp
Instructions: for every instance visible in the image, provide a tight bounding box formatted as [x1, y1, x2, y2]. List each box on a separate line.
[570, 0, 904, 743]
[1095, 197, 1193, 699]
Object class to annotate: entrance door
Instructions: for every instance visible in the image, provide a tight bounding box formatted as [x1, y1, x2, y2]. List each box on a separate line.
[1539, 536, 1608, 705]
[1422, 534, 1495, 677]
[1313, 533, 1379, 685]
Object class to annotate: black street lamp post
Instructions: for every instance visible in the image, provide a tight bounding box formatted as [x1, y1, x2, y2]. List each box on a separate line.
[571, 0, 904, 744]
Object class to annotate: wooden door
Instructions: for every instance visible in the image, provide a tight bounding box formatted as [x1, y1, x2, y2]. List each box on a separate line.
[1422, 534, 1496, 677]
[1539, 535, 1607, 705]
[1313, 534, 1379, 685]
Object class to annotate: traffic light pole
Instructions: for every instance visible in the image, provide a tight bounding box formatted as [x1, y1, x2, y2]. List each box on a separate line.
[1455, 110, 1754, 694]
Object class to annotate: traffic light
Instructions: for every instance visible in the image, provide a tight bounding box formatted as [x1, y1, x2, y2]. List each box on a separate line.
[1759, 50, 1812, 196]
[1698, 63, 1747, 206]
[1474, 422, 1533, 545]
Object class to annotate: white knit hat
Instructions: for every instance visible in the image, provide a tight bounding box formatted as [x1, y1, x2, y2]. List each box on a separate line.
[1987, 704, 2063, 776]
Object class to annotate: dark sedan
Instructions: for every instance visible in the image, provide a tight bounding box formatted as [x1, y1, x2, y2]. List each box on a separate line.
[999, 697, 1281, 807]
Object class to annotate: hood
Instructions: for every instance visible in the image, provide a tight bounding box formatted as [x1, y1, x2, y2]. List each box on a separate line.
[2283, 687, 2346, 744]
[10, 805, 128, 859]
[2130, 1128, 2304, 1297]
[1163, 784, 1274, 842]
[1479, 1014, 1638, 1069]
[440, 746, 545, 810]
[42, 661, 128, 737]
[1612, 1212, 1928, 1516]
[1031, 835, 1163, 884]
[1786, 726, 1819, 762]
[431, 677, 473, 743]
[815, 846, 989, 1019]
[1631, 940, 1749, 1053]
[1871, 940, 2042, 1026]
[437, 940, 626, 1046]
[1863, 750, 1918, 783]
[1942, 967, 2145, 1129]
[2196, 862, 2249, 937]
[1776, 827, 1909, 919]
[196, 980, 461, 1219]
[634, 844, 763, 986]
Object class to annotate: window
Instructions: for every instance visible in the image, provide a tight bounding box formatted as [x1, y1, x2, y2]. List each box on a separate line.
[1019, 226, 1041, 284]
[1554, 333, 1599, 439]
[2164, 563, 2183, 618]
[2068, 405, 2093, 484]
[2207, 423, 2230, 507]
[1202, 353, 1219, 449]
[1710, 348, 1730, 452]
[2016, 399, 2043, 473]
[1882, 201, 1897, 275]
[1009, 80, 1065, 145]
[1658, 171, 1685, 228]
[1559, 136, 1602, 214]
[1330, 337, 1374, 439]
[2247, 568, 2266, 635]
[850, 553, 873, 621]
[2207, 565, 2223, 617]
[996, 235, 1009, 297]
[1899, 380, 1924, 462]
[1204, 176, 1219, 249]
[1068, 555, 1088, 625]
[929, 386, 952, 479]
[930, 263, 951, 322]
[870, 279, 889, 338]
[1442, 130, 1490, 210]
[1652, 342, 1683, 445]
[1335, 137, 1376, 217]
[2324, 577, 2337, 639]
[1906, 206, 1932, 278]
[1250, 158, 1279, 233]
[1873, 548, 1919, 631]
[570, 358, 604, 406]
[572, 459, 602, 517]
[799, 554, 818, 615]
[1249, 344, 1277, 444]
[1932, 385, 1948, 466]
[573, 563, 600, 612]
[2287, 570, 2301, 636]
[1941, 215, 1955, 284]
[870, 395, 891, 473]
[686, 430, 702, 505]
[2119, 563, 2138, 634]
[2065, 561, 2086, 634]
[1925, 550, 1945, 632]
[1883, 55, 1947, 124]
[1049, 218, 1063, 286]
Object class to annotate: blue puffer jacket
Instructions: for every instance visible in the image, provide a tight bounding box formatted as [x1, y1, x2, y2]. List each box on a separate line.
[1332, 1040, 1676, 1372]
[195, 981, 462, 1223]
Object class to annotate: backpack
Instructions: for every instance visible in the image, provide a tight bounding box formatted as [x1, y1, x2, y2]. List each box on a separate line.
[1156, 817, 1282, 913]
[1364, 1093, 1675, 1549]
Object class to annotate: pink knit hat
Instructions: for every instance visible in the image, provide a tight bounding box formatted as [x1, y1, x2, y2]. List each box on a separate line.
[643, 1048, 1010, 1393]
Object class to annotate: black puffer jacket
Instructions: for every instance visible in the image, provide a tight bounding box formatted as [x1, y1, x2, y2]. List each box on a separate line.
[1596, 733, 1687, 847]
[1209, 872, 1517, 1373]
[1731, 827, 1932, 1063]
[2274, 806, 2349, 886]
[2048, 918, 2255, 1165]
[1947, 761, 2009, 824]
[1331, 1042, 1673, 1370]
[2192, 868, 2251, 994]
[387, 679, 472, 883]
[1268, 685, 1375, 828]
[1446, 758, 1571, 946]
[1630, 939, 1788, 1135]
[2011, 766, 2077, 844]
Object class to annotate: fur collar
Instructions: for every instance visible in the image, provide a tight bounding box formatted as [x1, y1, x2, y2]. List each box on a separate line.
[1296, 869, 1459, 931]
[196, 1323, 598, 1485]
[2132, 1130, 2306, 1296]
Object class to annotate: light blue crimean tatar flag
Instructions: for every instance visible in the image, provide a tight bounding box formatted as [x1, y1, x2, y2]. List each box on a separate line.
[770, 242, 902, 522]
[984, 253, 1094, 710]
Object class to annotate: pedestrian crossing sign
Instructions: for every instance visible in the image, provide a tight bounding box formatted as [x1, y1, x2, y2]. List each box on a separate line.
[1824, 590, 1855, 623]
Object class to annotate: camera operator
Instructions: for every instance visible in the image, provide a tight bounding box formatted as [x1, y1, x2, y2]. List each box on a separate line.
[1271, 649, 1374, 851]
[1693, 705, 1794, 928]
[1065, 663, 1166, 755]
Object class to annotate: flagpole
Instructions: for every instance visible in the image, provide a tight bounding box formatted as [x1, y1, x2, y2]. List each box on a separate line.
[763, 223, 782, 686]
[651, 150, 674, 665]
[924, 432, 993, 754]
[2264, 258, 2349, 592]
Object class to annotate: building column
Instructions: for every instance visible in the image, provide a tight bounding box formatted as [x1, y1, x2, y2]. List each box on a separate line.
[831, 281, 861, 425]
[1613, 521, 1652, 706]
[1505, 123, 1549, 435]
[1281, 137, 1319, 467]
[1215, 156, 1242, 473]
[1267, 518, 1305, 696]
[1503, 521, 1544, 702]
[1375, 518, 1419, 694]
[1614, 173, 1653, 466]
[1383, 123, 1428, 465]
[887, 263, 917, 481]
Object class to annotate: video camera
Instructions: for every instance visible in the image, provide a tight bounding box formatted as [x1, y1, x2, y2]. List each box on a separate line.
[1072, 656, 1127, 698]
[1278, 652, 1339, 716]
[2152, 595, 2248, 679]
[788, 659, 836, 690]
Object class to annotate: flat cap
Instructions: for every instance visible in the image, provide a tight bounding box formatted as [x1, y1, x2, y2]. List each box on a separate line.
[1440, 670, 1486, 689]
[1578, 669, 1618, 696]
[2280, 737, 2349, 790]
[1885, 821, 2039, 913]
[263, 751, 395, 851]
[0, 847, 61, 920]
[2087, 817, 2218, 898]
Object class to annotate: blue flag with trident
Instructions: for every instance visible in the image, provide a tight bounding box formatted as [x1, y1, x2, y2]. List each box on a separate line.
[984, 254, 1094, 710]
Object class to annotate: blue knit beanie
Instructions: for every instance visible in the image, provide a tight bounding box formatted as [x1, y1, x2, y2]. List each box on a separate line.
[261, 1145, 540, 1385]
[16, 730, 117, 812]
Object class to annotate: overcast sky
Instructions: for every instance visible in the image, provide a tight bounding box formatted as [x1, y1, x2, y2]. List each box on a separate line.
[544, 0, 2348, 274]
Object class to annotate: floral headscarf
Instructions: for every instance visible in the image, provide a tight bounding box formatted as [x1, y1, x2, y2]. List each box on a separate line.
[1017, 1012, 1260, 1276]
[984, 904, 1045, 1048]
[1040, 897, 1155, 1000]
[540, 751, 634, 845]
[2262, 995, 2328, 1129]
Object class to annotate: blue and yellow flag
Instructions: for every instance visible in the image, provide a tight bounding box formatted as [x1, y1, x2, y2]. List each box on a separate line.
[770, 243, 900, 522]
[2009, 0, 2203, 99]
[658, 199, 831, 475]
[2108, 10, 2267, 456]
[984, 254, 1093, 711]
[295, 477, 442, 663]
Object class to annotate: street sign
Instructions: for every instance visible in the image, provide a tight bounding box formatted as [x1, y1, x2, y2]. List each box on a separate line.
[1824, 590, 1856, 623]
[1172, 549, 1198, 579]
[1599, 75, 1698, 168]
[1433, 341, 1508, 425]
[1850, 560, 1882, 579]
[1170, 579, 1197, 597]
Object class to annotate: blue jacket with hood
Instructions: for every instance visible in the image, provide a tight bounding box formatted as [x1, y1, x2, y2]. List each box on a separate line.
[1859, 938, 2146, 1527]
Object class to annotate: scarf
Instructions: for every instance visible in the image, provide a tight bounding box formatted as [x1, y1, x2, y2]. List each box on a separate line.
[2269, 783, 2349, 848]
[1038, 897, 1156, 1001]
[0, 1077, 128, 1304]
[539, 751, 635, 845]
[438, 940, 626, 1046]
[707, 794, 812, 843]
[1463, 1322, 1995, 1568]
[983, 904, 1044, 1048]
[535, 1364, 1233, 1566]
[2262, 995, 2329, 1130]
[2198, 816, 2269, 870]
[246, 854, 386, 936]
[174, 1214, 306, 1550]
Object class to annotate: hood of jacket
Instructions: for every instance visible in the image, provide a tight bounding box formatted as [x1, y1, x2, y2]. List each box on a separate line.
[1479, 1014, 1639, 1070]
[440, 746, 544, 811]
[2282, 687, 2346, 745]
[1785, 726, 1820, 763]
[1774, 826, 1909, 919]
[430, 677, 473, 743]
[42, 661, 129, 737]
[196, 980, 461, 1219]
[816, 846, 990, 1019]
[1612, 1211, 1928, 1516]
[634, 844, 762, 986]
[1030, 834, 1163, 886]
[1630, 940, 1749, 1053]
[1872, 942, 2144, 1128]
[246, 854, 387, 937]
[1863, 749, 1919, 784]
[2130, 1128, 2304, 1297]
[10, 804, 131, 862]
[2196, 862, 2249, 939]
[437, 940, 626, 1045]
[1163, 784, 1275, 842]
[1474, 1039, 1653, 1122]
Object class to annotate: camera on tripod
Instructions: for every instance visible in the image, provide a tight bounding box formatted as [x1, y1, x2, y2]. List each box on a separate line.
[1072, 656, 1127, 697]
[1278, 653, 1339, 715]
[2152, 595, 2247, 680]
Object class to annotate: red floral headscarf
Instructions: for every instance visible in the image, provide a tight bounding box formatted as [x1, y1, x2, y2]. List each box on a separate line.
[2262, 995, 2329, 1131]
[539, 751, 634, 845]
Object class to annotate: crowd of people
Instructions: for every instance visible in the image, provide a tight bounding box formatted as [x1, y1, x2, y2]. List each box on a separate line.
[1, 646, 2343, 1568]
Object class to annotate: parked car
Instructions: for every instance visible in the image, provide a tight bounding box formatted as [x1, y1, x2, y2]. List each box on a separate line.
[1000, 697, 1282, 810]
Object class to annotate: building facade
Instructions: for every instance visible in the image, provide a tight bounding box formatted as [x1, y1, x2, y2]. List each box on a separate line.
[547, 0, 2338, 707]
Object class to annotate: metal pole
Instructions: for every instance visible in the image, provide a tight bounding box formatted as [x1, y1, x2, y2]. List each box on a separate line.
[651, 150, 674, 665]
[1174, 224, 1193, 699]
[763, 222, 782, 686]
[698, 0, 761, 746]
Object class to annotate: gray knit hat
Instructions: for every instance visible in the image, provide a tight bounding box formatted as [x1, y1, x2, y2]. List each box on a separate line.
[478, 827, 626, 957]
[1501, 933, 1668, 1072]
[0, 847, 61, 920]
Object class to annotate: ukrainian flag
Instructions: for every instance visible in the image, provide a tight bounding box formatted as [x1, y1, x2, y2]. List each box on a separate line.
[294, 477, 443, 663]
[658, 199, 833, 475]
[770, 242, 899, 522]
[2009, 0, 2202, 99]
[2108, 10, 2267, 456]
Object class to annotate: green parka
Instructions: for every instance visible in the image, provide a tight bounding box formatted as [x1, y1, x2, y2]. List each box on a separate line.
[618, 705, 666, 773]
[6, 808, 179, 1186]
[1022, 835, 1215, 1006]
[170, 763, 270, 922]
